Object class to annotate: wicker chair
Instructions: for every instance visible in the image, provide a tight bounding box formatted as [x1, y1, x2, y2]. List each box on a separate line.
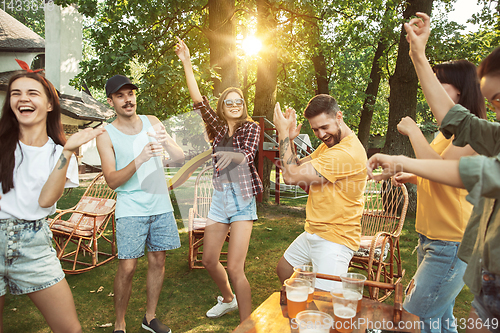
[349, 179, 409, 301]
[188, 165, 230, 269]
[49, 172, 117, 274]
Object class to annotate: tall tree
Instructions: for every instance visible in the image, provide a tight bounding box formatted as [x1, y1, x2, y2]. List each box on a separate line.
[383, 0, 434, 212]
[383, 0, 433, 156]
[207, 0, 239, 95]
[253, 0, 278, 202]
[357, 3, 395, 149]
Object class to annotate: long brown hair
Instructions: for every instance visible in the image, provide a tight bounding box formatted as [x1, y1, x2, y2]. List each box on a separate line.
[205, 87, 254, 142]
[433, 60, 487, 119]
[0, 72, 65, 193]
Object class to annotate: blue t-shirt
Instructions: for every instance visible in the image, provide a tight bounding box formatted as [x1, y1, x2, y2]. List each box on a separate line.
[105, 115, 173, 218]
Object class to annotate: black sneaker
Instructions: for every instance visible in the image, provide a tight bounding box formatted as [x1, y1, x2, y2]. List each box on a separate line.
[142, 316, 171, 333]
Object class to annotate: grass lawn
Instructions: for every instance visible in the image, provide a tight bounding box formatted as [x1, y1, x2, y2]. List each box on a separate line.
[2, 179, 474, 332]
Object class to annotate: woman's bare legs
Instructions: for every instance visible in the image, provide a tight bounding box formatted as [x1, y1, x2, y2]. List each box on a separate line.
[226, 220, 253, 322]
[202, 220, 234, 302]
[28, 278, 82, 333]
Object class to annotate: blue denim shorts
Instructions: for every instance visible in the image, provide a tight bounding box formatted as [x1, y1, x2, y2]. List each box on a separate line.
[116, 211, 181, 259]
[0, 218, 64, 296]
[471, 269, 500, 333]
[207, 183, 257, 224]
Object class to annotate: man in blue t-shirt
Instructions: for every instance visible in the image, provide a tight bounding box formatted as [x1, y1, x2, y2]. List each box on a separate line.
[96, 75, 184, 333]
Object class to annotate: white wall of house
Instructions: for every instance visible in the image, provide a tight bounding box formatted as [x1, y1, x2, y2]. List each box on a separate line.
[45, 4, 82, 98]
[0, 52, 41, 73]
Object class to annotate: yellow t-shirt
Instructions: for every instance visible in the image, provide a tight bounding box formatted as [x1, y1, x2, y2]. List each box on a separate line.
[305, 134, 367, 251]
[415, 132, 473, 242]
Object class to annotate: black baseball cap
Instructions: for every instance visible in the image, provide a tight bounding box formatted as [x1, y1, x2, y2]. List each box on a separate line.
[105, 75, 138, 97]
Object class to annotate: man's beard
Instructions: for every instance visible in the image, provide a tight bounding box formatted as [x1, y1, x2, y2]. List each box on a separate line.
[323, 128, 342, 148]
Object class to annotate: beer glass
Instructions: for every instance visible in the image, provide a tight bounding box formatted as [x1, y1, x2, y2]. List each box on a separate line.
[293, 265, 317, 303]
[340, 272, 366, 313]
[295, 310, 333, 333]
[330, 287, 357, 333]
[284, 278, 310, 319]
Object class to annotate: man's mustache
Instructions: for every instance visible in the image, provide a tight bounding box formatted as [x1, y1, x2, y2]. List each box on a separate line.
[122, 102, 135, 108]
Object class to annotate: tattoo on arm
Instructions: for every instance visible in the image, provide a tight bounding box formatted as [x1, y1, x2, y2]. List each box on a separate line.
[279, 137, 290, 163]
[286, 154, 298, 165]
[57, 153, 67, 170]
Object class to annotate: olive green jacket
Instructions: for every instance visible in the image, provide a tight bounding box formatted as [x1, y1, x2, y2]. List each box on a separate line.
[440, 104, 500, 296]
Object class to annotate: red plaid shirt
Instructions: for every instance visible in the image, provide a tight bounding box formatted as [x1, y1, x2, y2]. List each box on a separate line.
[194, 96, 263, 198]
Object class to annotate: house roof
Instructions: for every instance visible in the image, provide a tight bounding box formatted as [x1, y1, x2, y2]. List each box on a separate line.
[0, 70, 114, 123]
[60, 93, 115, 123]
[0, 9, 45, 52]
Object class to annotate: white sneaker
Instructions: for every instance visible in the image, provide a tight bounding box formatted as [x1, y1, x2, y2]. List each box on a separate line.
[206, 295, 238, 318]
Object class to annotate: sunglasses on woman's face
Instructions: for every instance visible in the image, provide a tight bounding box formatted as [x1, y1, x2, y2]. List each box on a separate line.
[223, 98, 244, 107]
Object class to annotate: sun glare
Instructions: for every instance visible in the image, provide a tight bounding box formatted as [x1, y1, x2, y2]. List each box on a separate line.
[242, 36, 262, 56]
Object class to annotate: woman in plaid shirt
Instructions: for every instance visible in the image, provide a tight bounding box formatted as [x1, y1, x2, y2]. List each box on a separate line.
[176, 38, 263, 322]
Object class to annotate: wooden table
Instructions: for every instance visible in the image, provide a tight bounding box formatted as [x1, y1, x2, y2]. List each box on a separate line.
[233, 292, 421, 333]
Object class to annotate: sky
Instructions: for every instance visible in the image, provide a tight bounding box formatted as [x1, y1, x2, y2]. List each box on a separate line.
[447, 0, 482, 32]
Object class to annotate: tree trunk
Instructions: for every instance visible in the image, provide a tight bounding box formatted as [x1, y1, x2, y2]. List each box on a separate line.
[384, 0, 434, 213]
[207, 0, 239, 96]
[357, 39, 388, 150]
[312, 51, 329, 95]
[254, 0, 278, 203]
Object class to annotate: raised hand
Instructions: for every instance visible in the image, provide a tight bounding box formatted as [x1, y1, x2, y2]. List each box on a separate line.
[175, 36, 191, 63]
[285, 107, 302, 141]
[404, 12, 430, 58]
[64, 127, 106, 153]
[397, 116, 419, 137]
[273, 102, 294, 136]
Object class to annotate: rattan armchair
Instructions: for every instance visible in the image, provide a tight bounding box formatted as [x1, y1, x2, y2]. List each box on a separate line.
[350, 179, 409, 301]
[49, 172, 117, 274]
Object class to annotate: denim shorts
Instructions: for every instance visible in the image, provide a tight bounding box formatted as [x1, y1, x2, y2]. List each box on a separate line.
[0, 218, 65, 296]
[116, 211, 181, 259]
[471, 269, 500, 333]
[207, 182, 257, 224]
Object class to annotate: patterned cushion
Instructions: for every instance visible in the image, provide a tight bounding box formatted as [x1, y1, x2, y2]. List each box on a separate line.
[354, 236, 390, 260]
[51, 196, 116, 237]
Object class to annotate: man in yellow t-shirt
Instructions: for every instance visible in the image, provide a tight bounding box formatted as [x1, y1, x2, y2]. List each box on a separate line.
[273, 94, 367, 291]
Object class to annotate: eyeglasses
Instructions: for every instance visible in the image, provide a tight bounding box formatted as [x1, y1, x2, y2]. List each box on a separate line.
[223, 98, 244, 107]
[486, 94, 500, 111]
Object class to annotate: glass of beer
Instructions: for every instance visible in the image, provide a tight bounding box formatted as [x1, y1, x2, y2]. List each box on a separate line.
[333, 305, 356, 333]
[284, 278, 310, 319]
[293, 265, 317, 303]
[340, 272, 366, 313]
[330, 288, 357, 333]
[295, 310, 333, 333]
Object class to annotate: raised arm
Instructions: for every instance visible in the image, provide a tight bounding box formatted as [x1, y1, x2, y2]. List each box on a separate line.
[398, 116, 476, 160]
[39, 127, 105, 208]
[175, 37, 203, 104]
[405, 12, 455, 125]
[273, 103, 328, 186]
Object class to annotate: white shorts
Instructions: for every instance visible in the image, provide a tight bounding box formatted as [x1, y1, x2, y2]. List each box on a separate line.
[283, 231, 354, 291]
